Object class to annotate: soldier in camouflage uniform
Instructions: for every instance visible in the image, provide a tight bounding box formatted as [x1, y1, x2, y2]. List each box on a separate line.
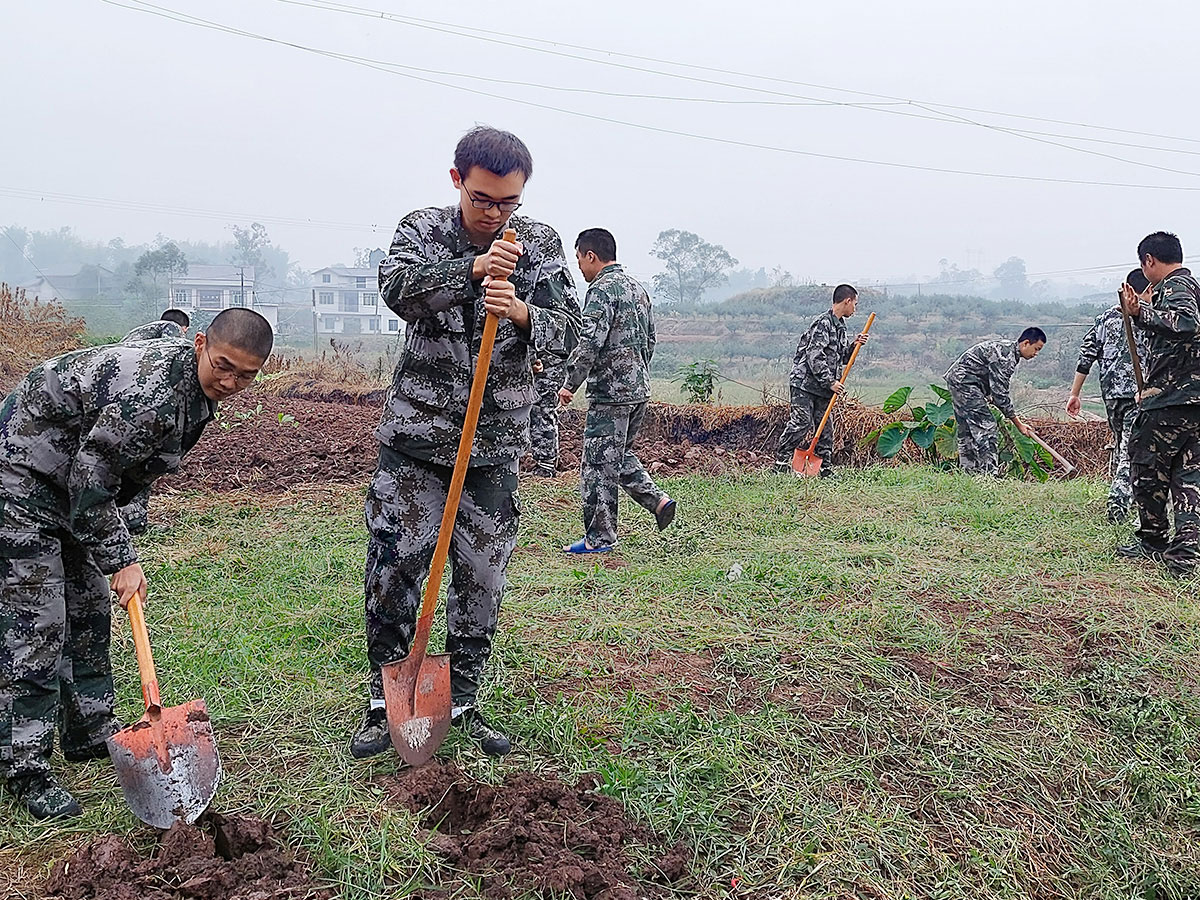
[528, 354, 565, 477]
[557, 229, 674, 553]
[944, 329, 1045, 476]
[120, 308, 190, 343]
[1119, 232, 1200, 577]
[775, 284, 869, 477]
[1067, 269, 1151, 522]
[351, 127, 580, 761]
[0, 308, 272, 819]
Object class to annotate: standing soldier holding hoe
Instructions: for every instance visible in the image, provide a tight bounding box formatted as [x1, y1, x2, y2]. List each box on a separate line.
[944, 328, 1045, 476]
[0, 308, 273, 820]
[775, 284, 869, 478]
[351, 126, 580, 760]
[1119, 231, 1200, 577]
[558, 228, 675, 554]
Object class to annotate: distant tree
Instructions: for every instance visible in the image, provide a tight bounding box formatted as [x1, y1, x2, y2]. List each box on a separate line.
[650, 229, 738, 305]
[769, 266, 796, 288]
[130, 242, 188, 317]
[231, 222, 274, 278]
[934, 258, 985, 288]
[993, 256, 1029, 299]
[353, 246, 386, 269]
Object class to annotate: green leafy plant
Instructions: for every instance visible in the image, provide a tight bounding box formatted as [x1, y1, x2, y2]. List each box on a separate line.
[673, 359, 720, 404]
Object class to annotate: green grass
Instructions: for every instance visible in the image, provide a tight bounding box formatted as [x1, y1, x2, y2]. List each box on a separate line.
[4, 469, 1200, 899]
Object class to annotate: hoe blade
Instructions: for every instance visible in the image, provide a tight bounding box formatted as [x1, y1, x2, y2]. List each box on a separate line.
[107, 699, 221, 829]
[791, 447, 823, 478]
[381, 650, 452, 767]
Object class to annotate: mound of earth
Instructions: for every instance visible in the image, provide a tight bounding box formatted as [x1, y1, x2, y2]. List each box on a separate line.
[43, 812, 332, 900]
[383, 762, 690, 899]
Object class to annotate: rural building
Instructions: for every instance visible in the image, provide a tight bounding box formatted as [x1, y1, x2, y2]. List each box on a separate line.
[168, 265, 279, 331]
[19, 265, 119, 302]
[310, 265, 403, 337]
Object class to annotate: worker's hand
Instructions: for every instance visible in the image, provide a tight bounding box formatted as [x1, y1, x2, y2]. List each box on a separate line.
[558, 387, 574, 406]
[854, 332, 869, 346]
[111, 562, 148, 610]
[1014, 418, 1034, 438]
[472, 238, 523, 281]
[1120, 282, 1150, 317]
[482, 278, 530, 328]
[1066, 394, 1081, 417]
[532, 358, 544, 375]
[831, 380, 846, 396]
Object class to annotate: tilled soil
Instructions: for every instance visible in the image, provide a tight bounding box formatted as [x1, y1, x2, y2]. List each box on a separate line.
[382, 762, 690, 900]
[43, 812, 332, 900]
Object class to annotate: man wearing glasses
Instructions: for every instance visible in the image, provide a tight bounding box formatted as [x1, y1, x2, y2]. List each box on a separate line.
[352, 126, 580, 760]
[0, 308, 273, 819]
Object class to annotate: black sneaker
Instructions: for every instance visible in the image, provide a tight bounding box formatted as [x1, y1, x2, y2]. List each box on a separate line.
[1116, 542, 1166, 562]
[772, 459, 792, 474]
[655, 498, 677, 532]
[349, 705, 392, 759]
[532, 465, 557, 478]
[7, 771, 83, 820]
[818, 466, 838, 480]
[453, 707, 511, 757]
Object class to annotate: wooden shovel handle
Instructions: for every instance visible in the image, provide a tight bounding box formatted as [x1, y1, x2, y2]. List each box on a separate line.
[1120, 301, 1146, 394]
[126, 593, 162, 715]
[409, 228, 516, 661]
[1030, 431, 1076, 475]
[806, 311, 876, 453]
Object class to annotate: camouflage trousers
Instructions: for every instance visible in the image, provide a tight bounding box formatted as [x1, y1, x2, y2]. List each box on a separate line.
[1105, 397, 1137, 522]
[582, 402, 665, 548]
[776, 387, 834, 467]
[529, 369, 562, 471]
[0, 502, 116, 779]
[949, 384, 999, 476]
[364, 446, 519, 706]
[1129, 406, 1200, 573]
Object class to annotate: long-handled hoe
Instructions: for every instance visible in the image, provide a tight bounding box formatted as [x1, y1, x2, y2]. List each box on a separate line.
[792, 312, 876, 477]
[380, 228, 517, 767]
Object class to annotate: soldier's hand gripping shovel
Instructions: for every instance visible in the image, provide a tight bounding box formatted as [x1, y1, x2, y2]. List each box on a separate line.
[380, 228, 518, 767]
[107, 592, 221, 829]
[793, 312, 876, 477]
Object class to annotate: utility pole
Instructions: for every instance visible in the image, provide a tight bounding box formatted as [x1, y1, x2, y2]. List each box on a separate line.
[311, 288, 319, 355]
[240, 267, 245, 308]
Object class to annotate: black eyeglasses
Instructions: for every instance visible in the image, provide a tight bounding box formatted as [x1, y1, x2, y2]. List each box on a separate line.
[205, 346, 258, 386]
[462, 183, 522, 214]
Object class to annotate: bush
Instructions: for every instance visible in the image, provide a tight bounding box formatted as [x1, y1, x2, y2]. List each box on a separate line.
[0, 283, 87, 392]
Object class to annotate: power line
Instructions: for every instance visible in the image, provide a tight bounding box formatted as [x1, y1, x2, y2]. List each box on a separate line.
[2, 227, 69, 298]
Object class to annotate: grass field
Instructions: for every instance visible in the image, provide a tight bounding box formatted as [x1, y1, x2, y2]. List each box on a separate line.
[4, 468, 1200, 899]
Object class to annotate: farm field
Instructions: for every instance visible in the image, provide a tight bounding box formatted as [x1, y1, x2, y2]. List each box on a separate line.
[4, 464, 1199, 900]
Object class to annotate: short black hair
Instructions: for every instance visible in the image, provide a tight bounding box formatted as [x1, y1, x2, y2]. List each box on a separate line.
[454, 126, 533, 181]
[832, 284, 857, 303]
[1019, 326, 1047, 345]
[1137, 231, 1183, 266]
[1126, 268, 1150, 294]
[161, 308, 190, 328]
[206, 308, 273, 359]
[575, 228, 617, 262]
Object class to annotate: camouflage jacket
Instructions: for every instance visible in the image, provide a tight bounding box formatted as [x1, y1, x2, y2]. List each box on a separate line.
[945, 339, 1021, 419]
[1135, 267, 1200, 410]
[122, 320, 185, 343]
[376, 206, 581, 466]
[563, 264, 655, 404]
[789, 310, 853, 398]
[0, 341, 215, 573]
[1076, 306, 1150, 402]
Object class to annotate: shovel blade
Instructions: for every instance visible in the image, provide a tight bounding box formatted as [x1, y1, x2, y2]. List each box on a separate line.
[791, 447, 823, 478]
[106, 699, 221, 830]
[381, 651, 452, 767]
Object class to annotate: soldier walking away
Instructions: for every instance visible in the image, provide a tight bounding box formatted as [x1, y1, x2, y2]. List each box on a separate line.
[558, 228, 674, 553]
[120, 307, 191, 343]
[774, 285, 869, 478]
[0, 308, 273, 820]
[528, 354, 565, 477]
[1119, 231, 1200, 577]
[351, 126, 581, 761]
[944, 329, 1045, 476]
[1067, 269, 1151, 522]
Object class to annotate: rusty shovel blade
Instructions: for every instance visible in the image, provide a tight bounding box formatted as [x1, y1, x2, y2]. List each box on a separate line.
[381, 650, 452, 767]
[791, 447, 823, 478]
[106, 699, 221, 829]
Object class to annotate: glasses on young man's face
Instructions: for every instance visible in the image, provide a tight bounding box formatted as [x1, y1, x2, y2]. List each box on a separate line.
[204, 346, 258, 386]
[462, 183, 522, 214]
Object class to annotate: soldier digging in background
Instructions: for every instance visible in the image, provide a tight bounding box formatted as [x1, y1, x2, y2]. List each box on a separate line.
[774, 284, 869, 478]
[351, 126, 580, 761]
[558, 228, 675, 554]
[0, 308, 273, 820]
[120, 307, 191, 342]
[1119, 231, 1200, 577]
[1067, 269, 1151, 523]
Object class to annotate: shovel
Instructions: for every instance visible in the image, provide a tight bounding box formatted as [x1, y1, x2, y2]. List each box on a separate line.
[107, 592, 221, 829]
[793, 311, 876, 477]
[1028, 431, 1076, 476]
[380, 227, 517, 767]
[1119, 285, 1147, 396]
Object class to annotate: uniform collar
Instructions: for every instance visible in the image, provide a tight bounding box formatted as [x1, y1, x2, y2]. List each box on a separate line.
[598, 263, 623, 277]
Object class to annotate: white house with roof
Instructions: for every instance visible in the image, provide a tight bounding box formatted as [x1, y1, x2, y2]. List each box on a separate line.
[310, 265, 403, 337]
[169, 265, 279, 331]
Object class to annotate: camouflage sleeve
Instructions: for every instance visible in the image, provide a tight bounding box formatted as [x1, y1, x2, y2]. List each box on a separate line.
[118, 486, 151, 536]
[378, 219, 478, 322]
[988, 350, 1017, 419]
[647, 306, 657, 365]
[524, 228, 582, 359]
[1075, 317, 1102, 375]
[563, 282, 614, 394]
[804, 317, 841, 390]
[1138, 279, 1199, 336]
[68, 404, 170, 574]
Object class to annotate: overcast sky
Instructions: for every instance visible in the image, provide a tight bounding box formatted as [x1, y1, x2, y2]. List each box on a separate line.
[3, 0, 1199, 289]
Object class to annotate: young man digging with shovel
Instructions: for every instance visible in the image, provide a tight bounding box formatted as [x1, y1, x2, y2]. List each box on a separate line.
[351, 126, 580, 761]
[775, 284, 869, 478]
[558, 228, 675, 554]
[0, 308, 273, 819]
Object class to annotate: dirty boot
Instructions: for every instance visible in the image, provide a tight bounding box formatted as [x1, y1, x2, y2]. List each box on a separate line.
[1116, 541, 1166, 563]
[349, 705, 391, 759]
[453, 706, 511, 757]
[63, 717, 126, 762]
[7, 771, 83, 820]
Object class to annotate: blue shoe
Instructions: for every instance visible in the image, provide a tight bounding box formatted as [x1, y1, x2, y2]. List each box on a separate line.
[563, 538, 613, 554]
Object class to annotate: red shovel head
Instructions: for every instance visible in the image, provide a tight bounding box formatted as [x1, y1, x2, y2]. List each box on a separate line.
[381, 650, 452, 767]
[107, 699, 221, 829]
[791, 446, 823, 478]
